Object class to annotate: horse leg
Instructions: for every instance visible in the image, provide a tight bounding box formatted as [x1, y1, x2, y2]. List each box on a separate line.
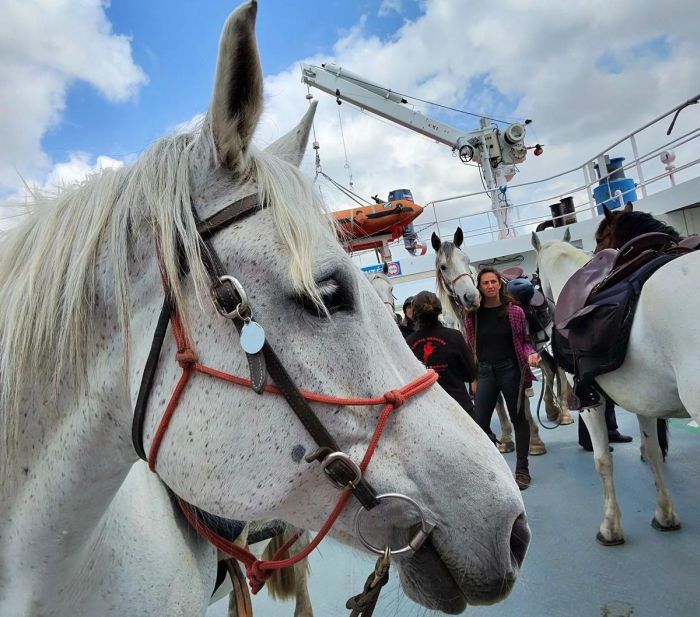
[556, 368, 574, 425]
[540, 362, 560, 422]
[522, 397, 546, 455]
[637, 415, 680, 531]
[495, 394, 515, 453]
[580, 405, 625, 545]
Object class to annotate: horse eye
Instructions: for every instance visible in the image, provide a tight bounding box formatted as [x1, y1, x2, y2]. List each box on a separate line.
[297, 278, 353, 316]
[440, 264, 447, 270]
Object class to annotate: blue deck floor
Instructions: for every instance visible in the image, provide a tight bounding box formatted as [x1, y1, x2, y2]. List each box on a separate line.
[207, 397, 700, 617]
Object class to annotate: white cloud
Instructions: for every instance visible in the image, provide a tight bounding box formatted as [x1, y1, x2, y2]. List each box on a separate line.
[43, 153, 124, 189]
[378, 0, 404, 17]
[0, 0, 146, 192]
[0, 153, 124, 231]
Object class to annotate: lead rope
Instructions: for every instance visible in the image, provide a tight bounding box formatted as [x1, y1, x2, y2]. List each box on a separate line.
[346, 545, 391, 617]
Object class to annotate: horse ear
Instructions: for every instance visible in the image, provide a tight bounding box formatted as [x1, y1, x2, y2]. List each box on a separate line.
[382, 262, 389, 275]
[531, 231, 541, 252]
[431, 232, 441, 252]
[624, 201, 634, 213]
[264, 101, 317, 167]
[563, 227, 571, 243]
[602, 204, 616, 223]
[209, 1, 263, 169]
[453, 227, 464, 248]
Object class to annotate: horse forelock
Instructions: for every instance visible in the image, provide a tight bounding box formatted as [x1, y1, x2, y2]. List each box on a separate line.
[248, 146, 333, 308]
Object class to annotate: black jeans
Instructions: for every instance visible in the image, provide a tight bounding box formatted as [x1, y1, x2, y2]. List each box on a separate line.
[474, 359, 529, 474]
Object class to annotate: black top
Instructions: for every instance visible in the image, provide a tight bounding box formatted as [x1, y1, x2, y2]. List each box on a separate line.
[406, 324, 476, 412]
[399, 323, 415, 338]
[475, 305, 517, 364]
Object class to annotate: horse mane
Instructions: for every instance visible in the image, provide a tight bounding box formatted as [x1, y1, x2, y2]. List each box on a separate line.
[0, 126, 329, 413]
[434, 241, 465, 333]
[611, 210, 681, 246]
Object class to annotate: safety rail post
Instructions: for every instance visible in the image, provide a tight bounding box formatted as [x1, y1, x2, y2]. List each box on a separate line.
[586, 162, 598, 216]
[629, 134, 647, 199]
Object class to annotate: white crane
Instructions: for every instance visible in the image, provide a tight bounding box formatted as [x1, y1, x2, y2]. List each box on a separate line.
[301, 62, 531, 239]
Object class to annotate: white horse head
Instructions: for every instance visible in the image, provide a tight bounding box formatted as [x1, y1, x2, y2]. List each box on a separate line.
[0, 3, 528, 613]
[367, 265, 396, 317]
[432, 227, 480, 327]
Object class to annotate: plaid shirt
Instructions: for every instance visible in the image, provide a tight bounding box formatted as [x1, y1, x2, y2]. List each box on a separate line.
[463, 303, 536, 387]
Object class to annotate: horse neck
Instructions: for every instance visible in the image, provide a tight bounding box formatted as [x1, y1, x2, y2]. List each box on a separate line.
[444, 294, 466, 333]
[544, 249, 587, 301]
[1, 250, 136, 568]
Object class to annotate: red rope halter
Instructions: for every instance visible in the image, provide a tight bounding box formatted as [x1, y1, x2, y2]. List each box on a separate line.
[147, 307, 438, 594]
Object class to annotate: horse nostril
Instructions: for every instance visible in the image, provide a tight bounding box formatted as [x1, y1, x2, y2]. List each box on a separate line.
[509, 513, 530, 569]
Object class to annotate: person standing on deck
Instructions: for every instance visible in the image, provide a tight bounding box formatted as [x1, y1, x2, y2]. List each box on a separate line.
[464, 267, 540, 491]
[406, 291, 476, 415]
[399, 296, 416, 337]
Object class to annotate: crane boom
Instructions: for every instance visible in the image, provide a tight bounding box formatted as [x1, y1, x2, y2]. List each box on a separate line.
[301, 62, 529, 239]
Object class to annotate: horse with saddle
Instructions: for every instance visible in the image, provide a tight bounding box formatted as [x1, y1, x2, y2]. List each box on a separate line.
[553, 232, 700, 408]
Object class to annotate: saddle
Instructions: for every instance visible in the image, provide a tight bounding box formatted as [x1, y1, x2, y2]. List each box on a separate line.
[553, 232, 697, 404]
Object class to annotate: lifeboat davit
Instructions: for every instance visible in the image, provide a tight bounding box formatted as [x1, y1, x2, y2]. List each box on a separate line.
[332, 189, 424, 253]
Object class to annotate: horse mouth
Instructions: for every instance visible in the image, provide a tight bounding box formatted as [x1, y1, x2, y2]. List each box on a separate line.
[397, 513, 529, 613]
[459, 295, 480, 311]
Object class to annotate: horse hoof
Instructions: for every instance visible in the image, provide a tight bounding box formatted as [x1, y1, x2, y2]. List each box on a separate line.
[529, 445, 547, 456]
[651, 518, 681, 532]
[596, 531, 625, 546]
[559, 416, 575, 425]
[498, 442, 515, 454]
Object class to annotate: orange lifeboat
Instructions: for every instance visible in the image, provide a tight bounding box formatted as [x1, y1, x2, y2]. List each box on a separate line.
[332, 189, 424, 253]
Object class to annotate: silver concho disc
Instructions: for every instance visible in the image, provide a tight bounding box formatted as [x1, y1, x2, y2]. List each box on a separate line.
[240, 321, 266, 354]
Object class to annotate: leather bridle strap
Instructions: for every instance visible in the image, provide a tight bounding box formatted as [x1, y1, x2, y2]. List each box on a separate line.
[193, 201, 381, 509]
[446, 271, 475, 287]
[134, 194, 380, 508]
[132, 293, 173, 461]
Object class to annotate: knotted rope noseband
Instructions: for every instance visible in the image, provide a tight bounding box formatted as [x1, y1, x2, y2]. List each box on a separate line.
[132, 193, 438, 593]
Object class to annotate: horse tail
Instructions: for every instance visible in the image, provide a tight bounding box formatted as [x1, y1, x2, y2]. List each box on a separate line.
[263, 527, 310, 601]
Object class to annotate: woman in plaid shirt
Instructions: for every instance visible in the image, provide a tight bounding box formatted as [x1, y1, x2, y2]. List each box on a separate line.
[463, 267, 541, 490]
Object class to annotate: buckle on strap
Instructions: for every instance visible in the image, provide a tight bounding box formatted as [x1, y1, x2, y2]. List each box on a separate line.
[212, 275, 250, 320]
[306, 447, 363, 490]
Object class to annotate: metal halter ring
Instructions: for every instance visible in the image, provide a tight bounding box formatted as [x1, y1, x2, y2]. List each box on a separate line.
[212, 275, 250, 320]
[354, 493, 438, 556]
